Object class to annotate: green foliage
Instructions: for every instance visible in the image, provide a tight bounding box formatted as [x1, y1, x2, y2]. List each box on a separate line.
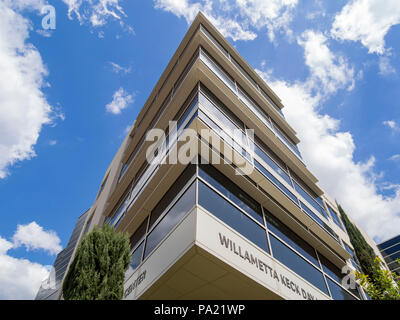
[356, 257, 400, 300]
[338, 204, 376, 276]
[62, 224, 131, 300]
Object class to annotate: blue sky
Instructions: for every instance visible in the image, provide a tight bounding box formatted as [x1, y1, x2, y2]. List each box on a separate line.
[0, 0, 399, 299]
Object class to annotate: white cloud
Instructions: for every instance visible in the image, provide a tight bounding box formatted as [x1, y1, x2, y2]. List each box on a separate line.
[62, 0, 130, 28]
[154, 0, 298, 42]
[331, 0, 400, 55]
[49, 140, 57, 146]
[0, 2, 61, 179]
[4, 0, 47, 11]
[235, 0, 298, 42]
[0, 221, 62, 299]
[383, 120, 400, 132]
[298, 30, 355, 96]
[12, 222, 62, 255]
[106, 87, 134, 114]
[109, 61, 131, 74]
[389, 154, 400, 161]
[36, 29, 53, 38]
[0, 236, 50, 300]
[378, 56, 396, 76]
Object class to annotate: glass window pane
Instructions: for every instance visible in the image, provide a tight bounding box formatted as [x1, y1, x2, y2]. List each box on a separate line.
[327, 205, 344, 230]
[199, 85, 244, 130]
[384, 251, 400, 264]
[295, 181, 328, 219]
[237, 87, 272, 131]
[199, 181, 269, 253]
[326, 278, 356, 300]
[378, 235, 400, 251]
[255, 160, 298, 204]
[177, 98, 198, 130]
[265, 212, 319, 267]
[381, 244, 400, 257]
[130, 217, 148, 250]
[199, 164, 263, 224]
[319, 254, 343, 284]
[144, 182, 196, 258]
[269, 234, 329, 295]
[199, 93, 241, 134]
[254, 144, 292, 186]
[149, 165, 196, 228]
[199, 50, 236, 93]
[126, 241, 144, 278]
[300, 202, 338, 242]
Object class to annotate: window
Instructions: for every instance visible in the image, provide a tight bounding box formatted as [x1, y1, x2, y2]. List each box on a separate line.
[378, 235, 400, 251]
[130, 217, 148, 250]
[384, 250, 400, 265]
[343, 242, 361, 271]
[253, 143, 292, 187]
[237, 86, 273, 131]
[199, 164, 263, 224]
[126, 242, 145, 277]
[144, 181, 196, 258]
[149, 165, 196, 229]
[380, 244, 400, 257]
[200, 24, 229, 58]
[319, 254, 343, 284]
[300, 202, 339, 242]
[198, 180, 270, 254]
[199, 85, 245, 131]
[327, 205, 344, 231]
[269, 234, 329, 295]
[106, 186, 131, 227]
[295, 181, 328, 219]
[265, 211, 319, 267]
[199, 48, 236, 93]
[326, 278, 356, 300]
[199, 24, 285, 119]
[255, 160, 298, 204]
[84, 215, 93, 235]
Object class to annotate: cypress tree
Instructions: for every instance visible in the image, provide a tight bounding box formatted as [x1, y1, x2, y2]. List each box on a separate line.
[62, 224, 131, 300]
[337, 204, 376, 277]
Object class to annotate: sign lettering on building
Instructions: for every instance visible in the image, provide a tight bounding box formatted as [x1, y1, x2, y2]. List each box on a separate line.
[218, 232, 319, 300]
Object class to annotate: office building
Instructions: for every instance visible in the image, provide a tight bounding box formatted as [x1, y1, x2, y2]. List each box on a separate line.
[378, 235, 400, 274]
[35, 210, 91, 300]
[37, 12, 385, 300]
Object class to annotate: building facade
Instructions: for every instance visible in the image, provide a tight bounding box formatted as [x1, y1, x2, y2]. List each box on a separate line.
[35, 210, 91, 300]
[37, 13, 384, 300]
[378, 235, 400, 274]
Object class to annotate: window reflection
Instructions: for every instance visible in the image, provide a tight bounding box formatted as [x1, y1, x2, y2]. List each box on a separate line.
[199, 164, 263, 224]
[265, 211, 319, 267]
[326, 277, 356, 300]
[144, 182, 195, 258]
[269, 234, 329, 295]
[198, 180, 269, 253]
[126, 242, 144, 278]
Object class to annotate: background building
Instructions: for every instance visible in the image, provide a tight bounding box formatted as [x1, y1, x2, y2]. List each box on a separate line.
[37, 12, 385, 300]
[378, 235, 400, 274]
[35, 210, 91, 300]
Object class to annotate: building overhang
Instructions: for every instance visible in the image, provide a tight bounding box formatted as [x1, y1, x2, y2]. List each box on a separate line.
[123, 207, 331, 300]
